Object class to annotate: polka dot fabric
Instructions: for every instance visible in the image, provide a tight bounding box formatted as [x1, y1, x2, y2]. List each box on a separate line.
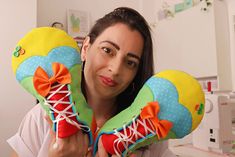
[146, 77, 192, 137]
[16, 46, 81, 82]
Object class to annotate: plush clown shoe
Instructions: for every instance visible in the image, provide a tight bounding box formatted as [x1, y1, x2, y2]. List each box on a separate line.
[11, 27, 93, 145]
[94, 70, 205, 157]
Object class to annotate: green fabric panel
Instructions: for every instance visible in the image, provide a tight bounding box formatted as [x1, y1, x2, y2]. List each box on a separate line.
[98, 85, 154, 133]
[19, 65, 93, 127]
[20, 77, 50, 114]
[96, 84, 178, 156]
[69, 65, 92, 127]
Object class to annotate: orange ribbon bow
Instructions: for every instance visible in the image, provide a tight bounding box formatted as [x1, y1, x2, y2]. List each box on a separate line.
[33, 62, 71, 97]
[140, 101, 173, 139]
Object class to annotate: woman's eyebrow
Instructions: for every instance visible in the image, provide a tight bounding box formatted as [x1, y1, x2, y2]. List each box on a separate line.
[127, 52, 140, 61]
[100, 40, 140, 61]
[100, 40, 120, 50]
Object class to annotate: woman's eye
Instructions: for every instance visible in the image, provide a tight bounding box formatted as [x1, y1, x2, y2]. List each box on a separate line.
[126, 60, 138, 69]
[102, 47, 112, 54]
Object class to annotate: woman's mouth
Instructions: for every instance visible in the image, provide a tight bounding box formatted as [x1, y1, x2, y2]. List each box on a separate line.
[100, 76, 118, 87]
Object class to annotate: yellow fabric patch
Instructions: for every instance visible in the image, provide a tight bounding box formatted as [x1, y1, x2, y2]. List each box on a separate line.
[155, 70, 205, 131]
[12, 27, 80, 74]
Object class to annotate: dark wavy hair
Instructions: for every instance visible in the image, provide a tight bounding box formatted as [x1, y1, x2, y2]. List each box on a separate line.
[85, 7, 154, 113]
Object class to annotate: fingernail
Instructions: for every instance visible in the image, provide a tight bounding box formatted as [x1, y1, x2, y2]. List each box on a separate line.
[44, 113, 48, 119]
[44, 116, 49, 122]
[43, 111, 47, 117]
[53, 142, 59, 149]
[88, 146, 92, 152]
[130, 154, 137, 157]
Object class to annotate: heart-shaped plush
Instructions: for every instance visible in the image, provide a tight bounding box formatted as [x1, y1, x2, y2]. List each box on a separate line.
[12, 27, 93, 144]
[94, 70, 205, 156]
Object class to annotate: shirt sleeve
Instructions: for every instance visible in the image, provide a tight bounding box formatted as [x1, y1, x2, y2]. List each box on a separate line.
[134, 141, 176, 157]
[7, 104, 49, 157]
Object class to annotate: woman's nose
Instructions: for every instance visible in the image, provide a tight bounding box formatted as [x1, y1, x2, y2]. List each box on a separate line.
[108, 58, 122, 76]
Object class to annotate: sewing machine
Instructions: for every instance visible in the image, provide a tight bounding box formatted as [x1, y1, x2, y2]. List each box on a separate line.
[192, 91, 235, 154]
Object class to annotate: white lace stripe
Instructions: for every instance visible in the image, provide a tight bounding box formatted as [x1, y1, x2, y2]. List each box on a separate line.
[113, 116, 157, 156]
[47, 103, 90, 131]
[43, 84, 90, 146]
[146, 119, 156, 134]
[47, 100, 71, 104]
[48, 89, 71, 108]
[47, 84, 65, 99]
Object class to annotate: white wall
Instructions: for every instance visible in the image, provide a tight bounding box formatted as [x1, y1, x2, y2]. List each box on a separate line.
[0, 0, 37, 156]
[37, 0, 143, 30]
[153, 2, 218, 78]
[152, 0, 235, 92]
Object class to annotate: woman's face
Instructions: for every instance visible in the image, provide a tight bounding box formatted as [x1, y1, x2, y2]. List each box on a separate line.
[81, 23, 144, 99]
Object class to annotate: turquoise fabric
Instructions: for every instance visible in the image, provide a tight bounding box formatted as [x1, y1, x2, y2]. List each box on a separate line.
[146, 77, 192, 137]
[16, 46, 81, 81]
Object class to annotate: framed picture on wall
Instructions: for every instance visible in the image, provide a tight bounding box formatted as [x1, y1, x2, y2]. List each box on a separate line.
[67, 9, 90, 38]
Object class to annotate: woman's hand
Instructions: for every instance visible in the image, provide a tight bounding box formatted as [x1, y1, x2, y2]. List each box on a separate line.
[45, 115, 92, 157]
[95, 138, 136, 157]
[95, 138, 116, 157]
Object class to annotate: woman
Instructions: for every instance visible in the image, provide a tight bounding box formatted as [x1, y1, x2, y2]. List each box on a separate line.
[8, 7, 176, 157]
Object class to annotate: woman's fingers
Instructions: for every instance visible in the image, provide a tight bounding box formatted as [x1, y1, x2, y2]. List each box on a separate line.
[44, 115, 53, 127]
[96, 137, 109, 157]
[45, 114, 91, 157]
[94, 136, 137, 157]
[45, 115, 136, 157]
[83, 132, 90, 153]
[48, 132, 90, 157]
[95, 137, 122, 157]
[129, 153, 137, 157]
[86, 150, 92, 157]
[44, 114, 56, 145]
[84, 132, 89, 146]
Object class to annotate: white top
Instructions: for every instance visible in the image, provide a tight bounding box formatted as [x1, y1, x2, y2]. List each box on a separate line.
[7, 104, 176, 157]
